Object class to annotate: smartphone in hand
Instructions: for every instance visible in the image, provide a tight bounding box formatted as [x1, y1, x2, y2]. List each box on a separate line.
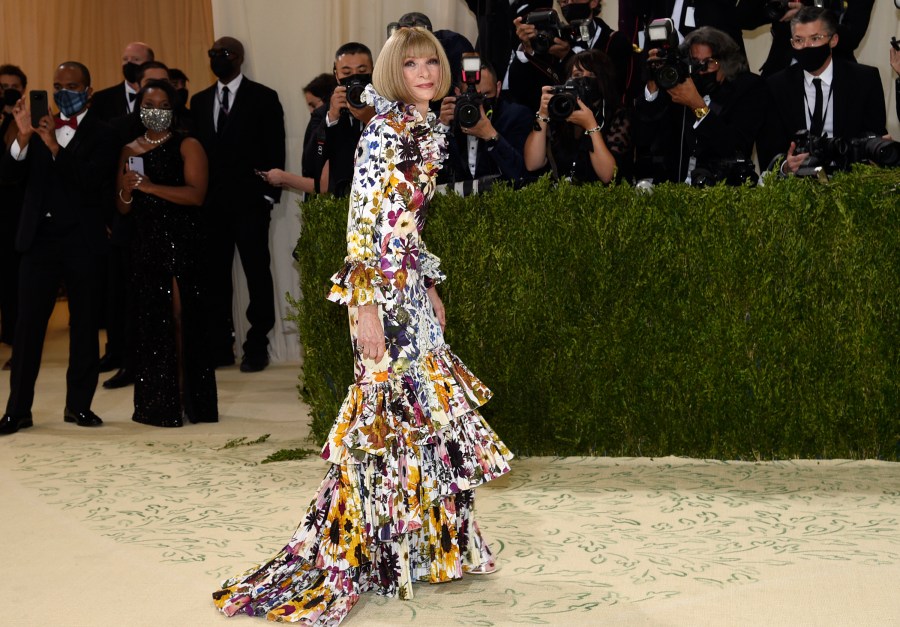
[128, 155, 145, 175]
[29, 90, 49, 128]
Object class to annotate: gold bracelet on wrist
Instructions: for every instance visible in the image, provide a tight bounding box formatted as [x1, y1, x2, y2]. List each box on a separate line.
[694, 106, 710, 120]
[118, 188, 133, 204]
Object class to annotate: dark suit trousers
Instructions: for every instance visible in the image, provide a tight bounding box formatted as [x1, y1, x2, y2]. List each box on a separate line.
[6, 225, 102, 415]
[203, 201, 275, 359]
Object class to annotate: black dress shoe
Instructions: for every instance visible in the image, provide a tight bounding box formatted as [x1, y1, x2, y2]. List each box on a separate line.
[0, 412, 33, 435]
[240, 353, 269, 373]
[63, 407, 104, 427]
[98, 353, 121, 373]
[102, 368, 134, 389]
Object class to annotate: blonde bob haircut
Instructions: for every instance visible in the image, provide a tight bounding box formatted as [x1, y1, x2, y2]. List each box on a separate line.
[372, 27, 451, 105]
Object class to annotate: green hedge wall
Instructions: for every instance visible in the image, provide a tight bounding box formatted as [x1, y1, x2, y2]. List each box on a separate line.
[289, 167, 899, 460]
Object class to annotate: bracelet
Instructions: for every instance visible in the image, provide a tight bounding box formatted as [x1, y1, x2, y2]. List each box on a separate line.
[585, 125, 603, 135]
[118, 188, 133, 204]
[534, 112, 550, 124]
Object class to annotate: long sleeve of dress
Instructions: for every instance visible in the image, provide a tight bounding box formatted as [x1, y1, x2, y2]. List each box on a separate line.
[327, 120, 396, 307]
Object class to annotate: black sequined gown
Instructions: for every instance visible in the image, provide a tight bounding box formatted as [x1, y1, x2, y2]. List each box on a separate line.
[130, 135, 218, 425]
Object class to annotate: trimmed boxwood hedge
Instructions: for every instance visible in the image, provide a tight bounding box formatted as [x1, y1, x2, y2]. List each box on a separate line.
[288, 167, 899, 460]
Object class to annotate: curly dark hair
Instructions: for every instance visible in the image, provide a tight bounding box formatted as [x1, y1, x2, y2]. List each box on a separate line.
[681, 26, 748, 79]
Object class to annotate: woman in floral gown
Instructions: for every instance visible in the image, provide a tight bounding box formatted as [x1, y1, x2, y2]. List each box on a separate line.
[212, 27, 513, 625]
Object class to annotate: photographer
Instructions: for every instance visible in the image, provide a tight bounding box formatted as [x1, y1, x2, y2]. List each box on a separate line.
[757, 7, 887, 174]
[634, 25, 765, 184]
[741, 0, 874, 78]
[305, 42, 375, 197]
[507, 1, 635, 112]
[524, 50, 632, 184]
[437, 59, 533, 185]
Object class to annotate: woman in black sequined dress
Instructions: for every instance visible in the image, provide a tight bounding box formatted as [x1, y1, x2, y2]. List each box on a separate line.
[115, 80, 217, 427]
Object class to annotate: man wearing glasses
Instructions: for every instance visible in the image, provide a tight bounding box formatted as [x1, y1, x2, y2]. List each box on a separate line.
[757, 7, 886, 174]
[634, 26, 765, 184]
[190, 37, 286, 375]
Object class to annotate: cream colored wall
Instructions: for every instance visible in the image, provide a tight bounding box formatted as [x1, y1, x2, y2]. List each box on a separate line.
[209, 1, 899, 361]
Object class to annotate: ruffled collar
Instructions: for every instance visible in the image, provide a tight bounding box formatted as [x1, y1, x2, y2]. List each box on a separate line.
[362, 83, 445, 166]
[362, 83, 437, 127]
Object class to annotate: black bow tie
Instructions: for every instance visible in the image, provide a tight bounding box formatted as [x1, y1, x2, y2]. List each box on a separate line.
[128, 92, 137, 101]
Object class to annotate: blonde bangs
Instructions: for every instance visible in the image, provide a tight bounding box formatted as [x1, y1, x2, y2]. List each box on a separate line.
[372, 27, 451, 104]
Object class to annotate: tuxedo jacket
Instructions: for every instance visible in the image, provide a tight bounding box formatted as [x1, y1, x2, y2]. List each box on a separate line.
[635, 71, 766, 182]
[506, 17, 634, 113]
[757, 58, 887, 169]
[91, 82, 131, 122]
[190, 78, 285, 207]
[0, 109, 119, 253]
[320, 108, 364, 198]
[741, 0, 875, 77]
[619, 0, 748, 54]
[441, 99, 534, 184]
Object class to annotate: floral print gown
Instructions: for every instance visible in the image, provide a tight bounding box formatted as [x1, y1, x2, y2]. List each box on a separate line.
[212, 85, 513, 625]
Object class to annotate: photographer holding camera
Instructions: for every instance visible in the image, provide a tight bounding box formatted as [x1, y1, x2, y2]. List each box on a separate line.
[524, 49, 632, 184]
[507, 0, 635, 113]
[742, 0, 874, 78]
[305, 42, 376, 197]
[757, 7, 887, 175]
[438, 57, 533, 185]
[634, 23, 765, 184]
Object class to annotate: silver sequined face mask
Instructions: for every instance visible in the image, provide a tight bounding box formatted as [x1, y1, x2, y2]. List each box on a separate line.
[140, 106, 173, 132]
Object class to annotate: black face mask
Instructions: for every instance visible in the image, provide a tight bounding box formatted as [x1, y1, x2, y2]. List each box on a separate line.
[123, 62, 141, 84]
[561, 2, 592, 22]
[176, 88, 189, 107]
[694, 72, 720, 96]
[792, 42, 832, 74]
[210, 56, 235, 80]
[2, 89, 22, 107]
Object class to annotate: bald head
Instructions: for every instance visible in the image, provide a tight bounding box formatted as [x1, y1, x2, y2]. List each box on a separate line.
[214, 37, 244, 61]
[122, 42, 154, 65]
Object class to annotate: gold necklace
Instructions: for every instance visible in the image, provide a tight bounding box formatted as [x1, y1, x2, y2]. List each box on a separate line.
[143, 131, 171, 145]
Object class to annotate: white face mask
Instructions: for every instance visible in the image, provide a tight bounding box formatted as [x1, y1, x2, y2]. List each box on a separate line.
[140, 106, 173, 132]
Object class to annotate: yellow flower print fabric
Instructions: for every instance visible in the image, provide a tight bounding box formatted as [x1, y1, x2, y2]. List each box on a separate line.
[212, 84, 513, 626]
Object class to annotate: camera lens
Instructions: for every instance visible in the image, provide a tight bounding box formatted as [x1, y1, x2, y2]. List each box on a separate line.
[457, 102, 481, 128]
[654, 65, 682, 90]
[548, 93, 576, 121]
[346, 83, 366, 109]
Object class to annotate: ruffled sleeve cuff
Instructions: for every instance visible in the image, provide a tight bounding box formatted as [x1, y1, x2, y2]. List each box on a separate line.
[419, 249, 446, 289]
[327, 260, 392, 306]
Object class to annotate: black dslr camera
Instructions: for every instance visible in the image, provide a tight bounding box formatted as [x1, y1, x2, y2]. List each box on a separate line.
[846, 135, 900, 168]
[765, 0, 843, 22]
[690, 158, 759, 187]
[793, 129, 848, 174]
[645, 18, 696, 90]
[455, 55, 485, 129]
[339, 73, 371, 109]
[548, 77, 601, 122]
[525, 9, 564, 55]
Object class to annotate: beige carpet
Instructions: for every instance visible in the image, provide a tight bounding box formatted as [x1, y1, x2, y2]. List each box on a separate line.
[1, 303, 899, 627]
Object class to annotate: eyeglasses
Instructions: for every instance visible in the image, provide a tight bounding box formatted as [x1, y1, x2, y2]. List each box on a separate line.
[207, 48, 236, 59]
[790, 34, 832, 49]
[693, 58, 720, 73]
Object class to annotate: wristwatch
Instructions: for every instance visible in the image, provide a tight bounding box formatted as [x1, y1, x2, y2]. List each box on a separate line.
[484, 134, 499, 149]
[694, 105, 710, 120]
